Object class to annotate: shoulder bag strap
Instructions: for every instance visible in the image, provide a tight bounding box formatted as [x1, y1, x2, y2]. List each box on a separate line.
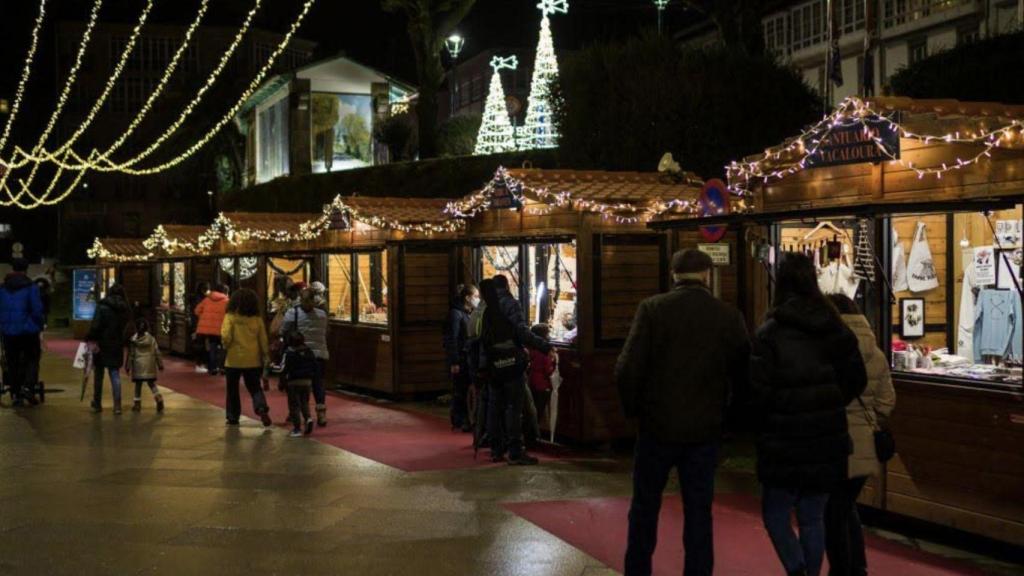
[856, 396, 880, 431]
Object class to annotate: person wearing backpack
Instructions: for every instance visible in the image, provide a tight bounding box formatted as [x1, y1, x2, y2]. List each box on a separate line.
[0, 258, 45, 406]
[444, 283, 479, 432]
[482, 274, 553, 466]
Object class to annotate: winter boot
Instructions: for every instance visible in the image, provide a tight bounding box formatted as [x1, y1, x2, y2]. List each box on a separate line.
[90, 401, 102, 414]
[113, 400, 123, 416]
[132, 399, 142, 412]
[155, 394, 165, 413]
[316, 404, 327, 427]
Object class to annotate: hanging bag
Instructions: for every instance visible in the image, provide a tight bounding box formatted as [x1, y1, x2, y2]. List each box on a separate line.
[891, 226, 909, 292]
[907, 221, 940, 293]
[857, 397, 896, 463]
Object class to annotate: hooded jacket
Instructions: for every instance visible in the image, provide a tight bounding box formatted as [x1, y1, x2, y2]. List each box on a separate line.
[841, 313, 896, 479]
[129, 332, 163, 380]
[0, 273, 44, 337]
[615, 280, 750, 443]
[194, 291, 229, 337]
[87, 295, 132, 368]
[751, 297, 867, 491]
[221, 312, 269, 369]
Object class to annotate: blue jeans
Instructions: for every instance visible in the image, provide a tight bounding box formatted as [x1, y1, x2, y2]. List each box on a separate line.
[93, 366, 122, 406]
[313, 358, 327, 405]
[206, 337, 223, 373]
[625, 436, 718, 576]
[762, 486, 829, 576]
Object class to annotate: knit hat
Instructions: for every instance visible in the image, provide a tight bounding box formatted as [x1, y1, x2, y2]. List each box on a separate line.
[671, 249, 713, 274]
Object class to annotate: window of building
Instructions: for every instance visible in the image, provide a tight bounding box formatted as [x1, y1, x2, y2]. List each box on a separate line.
[839, 0, 866, 33]
[310, 92, 374, 174]
[327, 253, 354, 321]
[160, 263, 172, 307]
[957, 22, 980, 45]
[173, 262, 186, 310]
[256, 91, 291, 182]
[763, 13, 789, 54]
[790, 0, 826, 50]
[889, 208, 1022, 389]
[267, 257, 309, 312]
[356, 251, 389, 325]
[908, 38, 928, 65]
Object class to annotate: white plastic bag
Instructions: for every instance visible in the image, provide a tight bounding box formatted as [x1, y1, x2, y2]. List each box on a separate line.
[892, 226, 909, 292]
[72, 342, 90, 369]
[907, 221, 940, 293]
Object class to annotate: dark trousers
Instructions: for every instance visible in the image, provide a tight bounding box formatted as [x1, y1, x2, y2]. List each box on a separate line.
[225, 367, 268, 423]
[625, 435, 718, 576]
[93, 365, 123, 406]
[762, 486, 829, 576]
[487, 372, 527, 459]
[312, 358, 327, 405]
[206, 337, 223, 373]
[825, 476, 869, 576]
[2, 334, 40, 400]
[286, 382, 312, 429]
[133, 379, 159, 399]
[530, 388, 551, 432]
[450, 364, 471, 428]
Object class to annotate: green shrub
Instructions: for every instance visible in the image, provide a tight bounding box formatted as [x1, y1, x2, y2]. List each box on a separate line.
[438, 114, 483, 157]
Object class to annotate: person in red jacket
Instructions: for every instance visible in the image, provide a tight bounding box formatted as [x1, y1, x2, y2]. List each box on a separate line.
[528, 324, 557, 425]
[194, 284, 229, 375]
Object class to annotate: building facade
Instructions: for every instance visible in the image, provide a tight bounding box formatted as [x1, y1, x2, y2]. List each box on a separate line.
[439, 48, 534, 125]
[760, 0, 1023, 102]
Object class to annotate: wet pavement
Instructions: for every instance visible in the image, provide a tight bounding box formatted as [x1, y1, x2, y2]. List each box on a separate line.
[0, 343, 1020, 575]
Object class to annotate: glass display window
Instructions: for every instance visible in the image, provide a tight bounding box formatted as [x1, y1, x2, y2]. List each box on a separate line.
[481, 245, 522, 299]
[101, 267, 116, 299]
[172, 262, 186, 310]
[356, 251, 388, 325]
[327, 253, 354, 321]
[267, 257, 310, 313]
[159, 263, 171, 307]
[890, 207, 1023, 388]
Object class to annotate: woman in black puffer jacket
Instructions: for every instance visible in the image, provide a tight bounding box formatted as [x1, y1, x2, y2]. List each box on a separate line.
[751, 252, 867, 576]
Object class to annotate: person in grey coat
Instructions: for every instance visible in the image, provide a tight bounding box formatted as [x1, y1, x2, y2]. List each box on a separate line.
[281, 288, 330, 426]
[615, 249, 750, 576]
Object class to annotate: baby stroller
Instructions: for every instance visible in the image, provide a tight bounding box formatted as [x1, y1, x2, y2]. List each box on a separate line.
[0, 336, 47, 405]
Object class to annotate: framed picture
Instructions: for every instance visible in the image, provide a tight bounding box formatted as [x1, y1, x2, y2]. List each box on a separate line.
[900, 298, 926, 339]
[997, 248, 1022, 291]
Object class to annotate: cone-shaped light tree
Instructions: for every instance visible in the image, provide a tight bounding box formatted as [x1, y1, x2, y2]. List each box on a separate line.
[474, 56, 519, 155]
[520, 0, 568, 150]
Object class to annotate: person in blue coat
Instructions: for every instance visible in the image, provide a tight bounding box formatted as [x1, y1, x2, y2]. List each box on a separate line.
[0, 258, 45, 406]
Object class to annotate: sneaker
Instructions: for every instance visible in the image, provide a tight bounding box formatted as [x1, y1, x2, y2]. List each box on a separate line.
[113, 403, 123, 416]
[304, 418, 314, 436]
[507, 454, 539, 466]
[195, 366, 208, 373]
[260, 412, 273, 428]
[289, 429, 303, 438]
[131, 400, 142, 412]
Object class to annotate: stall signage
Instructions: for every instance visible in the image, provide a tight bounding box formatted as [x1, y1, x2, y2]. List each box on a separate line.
[973, 245, 997, 286]
[489, 181, 523, 210]
[72, 268, 98, 321]
[804, 115, 900, 169]
[698, 243, 731, 266]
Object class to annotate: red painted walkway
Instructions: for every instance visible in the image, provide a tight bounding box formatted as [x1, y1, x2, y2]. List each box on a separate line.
[504, 493, 987, 576]
[46, 337, 561, 472]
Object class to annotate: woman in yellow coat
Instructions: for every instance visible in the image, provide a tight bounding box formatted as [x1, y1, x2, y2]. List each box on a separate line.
[825, 295, 897, 576]
[221, 288, 272, 427]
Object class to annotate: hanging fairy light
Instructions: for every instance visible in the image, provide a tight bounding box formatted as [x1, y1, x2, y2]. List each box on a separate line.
[519, 0, 568, 151]
[0, 0, 47, 158]
[728, 97, 1024, 194]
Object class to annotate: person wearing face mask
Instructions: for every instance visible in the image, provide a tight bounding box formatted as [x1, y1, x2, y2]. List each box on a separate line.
[444, 283, 479, 432]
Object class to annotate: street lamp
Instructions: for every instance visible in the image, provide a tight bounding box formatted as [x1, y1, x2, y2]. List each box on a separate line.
[445, 34, 466, 117]
[653, 0, 669, 35]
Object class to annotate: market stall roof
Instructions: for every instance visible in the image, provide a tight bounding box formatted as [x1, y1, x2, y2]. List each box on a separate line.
[332, 196, 460, 232]
[447, 166, 707, 222]
[202, 212, 324, 247]
[144, 225, 209, 257]
[87, 238, 153, 263]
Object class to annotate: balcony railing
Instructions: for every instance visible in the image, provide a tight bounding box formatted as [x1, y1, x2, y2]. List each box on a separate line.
[882, 0, 976, 29]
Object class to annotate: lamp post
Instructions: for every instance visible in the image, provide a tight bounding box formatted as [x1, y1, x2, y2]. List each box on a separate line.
[653, 0, 669, 35]
[445, 34, 466, 118]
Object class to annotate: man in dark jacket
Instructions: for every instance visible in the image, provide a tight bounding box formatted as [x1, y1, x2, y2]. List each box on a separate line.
[0, 259, 45, 406]
[483, 274, 553, 466]
[615, 249, 750, 576]
[87, 284, 132, 414]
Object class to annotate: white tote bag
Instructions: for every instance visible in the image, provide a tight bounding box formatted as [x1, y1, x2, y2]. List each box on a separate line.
[72, 342, 90, 369]
[891, 226, 909, 293]
[907, 221, 940, 293]
[548, 353, 561, 443]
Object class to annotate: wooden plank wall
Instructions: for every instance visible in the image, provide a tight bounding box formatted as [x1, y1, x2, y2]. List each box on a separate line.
[120, 265, 152, 308]
[326, 323, 392, 393]
[675, 230, 742, 309]
[891, 214, 948, 350]
[888, 380, 1024, 545]
[598, 239, 662, 341]
[398, 248, 452, 396]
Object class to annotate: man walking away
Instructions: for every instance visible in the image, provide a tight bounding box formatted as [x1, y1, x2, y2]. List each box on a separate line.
[615, 249, 751, 576]
[0, 258, 45, 406]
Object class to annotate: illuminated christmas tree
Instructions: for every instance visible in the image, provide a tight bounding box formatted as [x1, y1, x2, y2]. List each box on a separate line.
[520, 0, 567, 150]
[474, 56, 519, 155]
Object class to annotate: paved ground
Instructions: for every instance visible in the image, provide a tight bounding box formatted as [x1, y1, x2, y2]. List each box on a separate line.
[0, 344, 1020, 575]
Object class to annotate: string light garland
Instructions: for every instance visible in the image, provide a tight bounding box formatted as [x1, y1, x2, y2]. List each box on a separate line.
[1, 0, 316, 209]
[144, 225, 205, 256]
[519, 0, 567, 151]
[445, 166, 708, 224]
[727, 97, 1024, 193]
[86, 238, 153, 263]
[0, 0, 47, 159]
[475, 56, 519, 155]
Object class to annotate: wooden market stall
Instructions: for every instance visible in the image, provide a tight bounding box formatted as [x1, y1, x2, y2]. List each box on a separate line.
[653, 97, 1024, 546]
[86, 237, 156, 320]
[447, 167, 706, 443]
[143, 225, 215, 354]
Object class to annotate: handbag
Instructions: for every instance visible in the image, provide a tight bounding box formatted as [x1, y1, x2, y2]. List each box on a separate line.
[857, 397, 895, 463]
